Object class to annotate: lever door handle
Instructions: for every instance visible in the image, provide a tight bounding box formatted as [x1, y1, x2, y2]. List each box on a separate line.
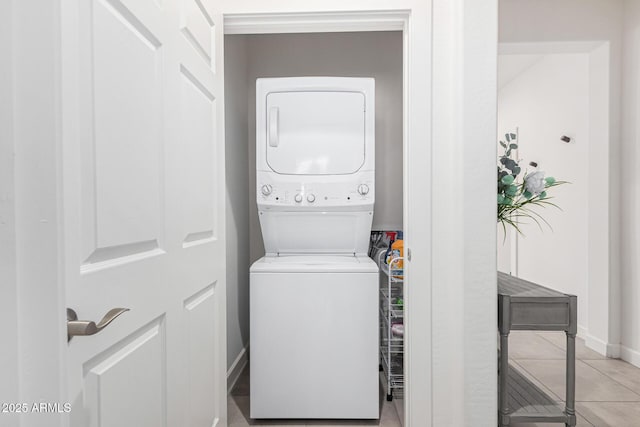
[67, 307, 129, 341]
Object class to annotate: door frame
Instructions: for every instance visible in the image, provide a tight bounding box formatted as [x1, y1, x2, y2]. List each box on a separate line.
[223, 10, 421, 424]
[5, 2, 68, 426]
[221, 4, 498, 426]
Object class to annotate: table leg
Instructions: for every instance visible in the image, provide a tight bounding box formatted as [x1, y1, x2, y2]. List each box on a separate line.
[499, 332, 510, 427]
[565, 332, 576, 427]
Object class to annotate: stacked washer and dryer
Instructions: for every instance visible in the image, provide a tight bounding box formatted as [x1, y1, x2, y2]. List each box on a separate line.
[250, 77, 379, 419]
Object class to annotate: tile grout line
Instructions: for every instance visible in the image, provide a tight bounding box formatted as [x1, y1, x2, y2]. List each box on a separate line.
[510, 359, 565, 403]
[513, 333, 640, 426]
[534, 331, 569, 353]
[519, 363, 604, 426]
[510, 359, 599, 427]
[514, 357, 640, 426]
[534, 332, 640, 401]
[581, 359, 640, 401]
[534, 332, 608, 361]
[513, 358, 640, 403]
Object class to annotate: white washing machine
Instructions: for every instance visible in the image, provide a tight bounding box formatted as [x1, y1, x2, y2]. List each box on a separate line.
[250, 77, 379, 419]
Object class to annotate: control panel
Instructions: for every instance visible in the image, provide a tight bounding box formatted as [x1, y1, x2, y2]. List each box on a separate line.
[257, 179, 374, 209]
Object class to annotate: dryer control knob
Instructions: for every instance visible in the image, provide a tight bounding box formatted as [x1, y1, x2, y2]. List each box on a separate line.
[294, 193, 303, 203]
[261, 184, 273, 196]
[307, 194, 316, 203]
[358, 184, 370, 195]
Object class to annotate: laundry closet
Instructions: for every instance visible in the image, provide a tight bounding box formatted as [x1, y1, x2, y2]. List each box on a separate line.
[223, 31, 404, 419]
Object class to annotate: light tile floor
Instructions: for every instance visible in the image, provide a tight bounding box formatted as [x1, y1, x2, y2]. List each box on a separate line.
[510, 331, 640, 427]
[228, 367, 402, 427]
[227, 332, 640, 427]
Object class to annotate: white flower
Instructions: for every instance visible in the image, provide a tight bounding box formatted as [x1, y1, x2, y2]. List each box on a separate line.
[524, 170, 546, 195]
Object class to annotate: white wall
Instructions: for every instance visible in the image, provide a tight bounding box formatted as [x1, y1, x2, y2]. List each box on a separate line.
[243, 31, 404, 263]
[224, 35, 250, 371]
[497, 53, 590, 330]
[620, 0, 640, 366]
[0, 0, 19, 418]
[500, 0, 623, 357]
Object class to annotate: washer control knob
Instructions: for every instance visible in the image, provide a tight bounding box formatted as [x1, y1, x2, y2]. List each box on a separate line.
[294, 193, 303, 203]
[357, 184, 370, 195]
[260, 184, 273, 196]
[307, 194, 316, 203]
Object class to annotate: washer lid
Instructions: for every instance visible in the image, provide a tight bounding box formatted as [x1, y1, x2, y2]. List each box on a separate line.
[265, 91, 366, 175]
[250, 255, 378, 273]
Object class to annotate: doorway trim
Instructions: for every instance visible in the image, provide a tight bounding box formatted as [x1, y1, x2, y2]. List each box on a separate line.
[221, 10, 422, 426]
[224, 10, 408, 34]
[6, 3, 68, 426]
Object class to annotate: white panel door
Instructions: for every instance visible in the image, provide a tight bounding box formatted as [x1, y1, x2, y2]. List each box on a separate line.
[60, 0, 226, 426]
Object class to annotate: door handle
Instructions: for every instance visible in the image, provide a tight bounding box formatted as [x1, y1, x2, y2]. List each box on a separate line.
[67, 307, 129, 342]
[268, 106, 279, 147]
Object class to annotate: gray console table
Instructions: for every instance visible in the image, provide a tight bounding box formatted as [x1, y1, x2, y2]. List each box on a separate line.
[498, 272, 577, 427]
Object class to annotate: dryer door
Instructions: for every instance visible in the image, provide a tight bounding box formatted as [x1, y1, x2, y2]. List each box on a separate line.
[265, 91, 366, 175]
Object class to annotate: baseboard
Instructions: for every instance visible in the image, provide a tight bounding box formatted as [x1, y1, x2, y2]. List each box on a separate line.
[607, 343, 622, 358]
[620, 345, 640, 369]
[584, 333, 620, 358]
[577, 325, 588, 338]
[584, 334, 606, 356]
[227, 345, 249, 394]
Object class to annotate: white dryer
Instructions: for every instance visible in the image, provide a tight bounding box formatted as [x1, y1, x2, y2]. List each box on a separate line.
[250, 77, 378, 419]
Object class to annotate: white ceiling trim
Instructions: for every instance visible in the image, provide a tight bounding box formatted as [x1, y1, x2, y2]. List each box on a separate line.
[223, 10, 409, 34]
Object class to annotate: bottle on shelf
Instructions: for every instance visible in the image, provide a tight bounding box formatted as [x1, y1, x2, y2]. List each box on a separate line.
[386, 231, 403, 278]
